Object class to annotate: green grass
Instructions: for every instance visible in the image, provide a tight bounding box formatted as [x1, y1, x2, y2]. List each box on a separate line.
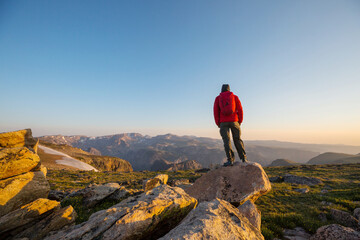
[47, 164, 360, 239]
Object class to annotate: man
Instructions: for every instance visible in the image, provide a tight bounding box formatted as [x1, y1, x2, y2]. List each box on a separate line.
[214, 84, 247, 166]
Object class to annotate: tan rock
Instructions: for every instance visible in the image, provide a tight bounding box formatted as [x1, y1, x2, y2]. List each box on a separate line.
[82, 183, 121, 207]
[238, 200, 261, 230]
[186, 162, 271, 204]
[0, 147, 40, 180]
[0, 171, 50, 217]
[159, 198, 264, 240]
[0, 198, 60, 234]
[310, 224, 360, 240]
[0, 129, 37, 150]
[143, 174, 169, 192]
[44, 185, 197, 240]
[14, 206, 77, 240]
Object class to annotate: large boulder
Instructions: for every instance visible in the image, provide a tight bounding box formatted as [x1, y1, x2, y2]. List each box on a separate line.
[0, 129, 37, 150]
[0, 171, 50, 217]
[0, 198, 60, 235]
[331, 209, 359, 229]
[283, 174, 322, 186]
[238, 200, 261, 230]
[44, 185, 197, 240]
[0, 147, 40, 180]
[159, 198, 264, 240]
[354, 208, 360, 221]
[14, 205, 77, 240]
[310, 224, 360, 240]
[185, 162, 271, 204]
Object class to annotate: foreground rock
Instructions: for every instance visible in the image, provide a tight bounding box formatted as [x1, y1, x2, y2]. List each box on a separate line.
[14, 205, 77, 240]
[238, 200, 261, 230]
[186, 162, 271, 204]
[310, 224, 360, 240]
[0, 171, 50, 217]
[0, 129, 37, 150]
[331, 209, 359, 229]
[44, 185, 197, 240]
[283, 227, 311, 240]
[0, 147, 40, 180]
[159, 198, 264, 240]
[283, 174, 322, 186]
[0, 198, 60, 235]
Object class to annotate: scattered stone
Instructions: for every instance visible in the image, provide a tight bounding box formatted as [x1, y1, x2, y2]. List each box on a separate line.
[0, 171, 50, 217]
[321, 201, 333, 206]
[143, 174, 169, 192]
[294, 188, 309, 194]
[283, 174, 322, 186]
[44, 185, 197, 240]
[354, 208, 360, 221]
[107, 187, 131, 201]
[195, 168, 210, 173]
[331, 209, 359, 229]
[269, 176, 283, 183]
[159, 198, 264, 240]
[0, 147, 40, 180]
[237, 200, 261, 230]
[14, 206, 76, 240]
[0, 129, 37, 150]
[82, 183, 121, 207]
[48, 190, 68, 202]
[185, 162, 271, 205]
[283, 227, 311, 240]
[320, 189, 329, 194]
[0, 198, 60, 234]
[169, 178, 190, 186]
[310, 224, 360, 240]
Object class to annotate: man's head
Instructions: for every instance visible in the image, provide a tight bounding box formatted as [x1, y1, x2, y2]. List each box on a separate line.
[221, 84, 230, 92]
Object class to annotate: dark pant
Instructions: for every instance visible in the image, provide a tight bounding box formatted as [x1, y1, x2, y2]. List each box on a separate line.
[220, 122, 246, 162]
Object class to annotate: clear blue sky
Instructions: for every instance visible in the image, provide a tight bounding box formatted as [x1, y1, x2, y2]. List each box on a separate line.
[1, 0, 360, 145]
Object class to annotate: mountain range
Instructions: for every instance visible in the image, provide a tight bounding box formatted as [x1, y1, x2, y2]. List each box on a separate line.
[38, 133, 360, 170]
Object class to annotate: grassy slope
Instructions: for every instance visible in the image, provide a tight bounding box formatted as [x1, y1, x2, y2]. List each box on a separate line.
[307, 152, 356, 165]
[47, 163, 360, 239]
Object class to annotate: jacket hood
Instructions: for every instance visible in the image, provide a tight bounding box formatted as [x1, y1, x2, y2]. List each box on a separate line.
[219, 91, 233, 97]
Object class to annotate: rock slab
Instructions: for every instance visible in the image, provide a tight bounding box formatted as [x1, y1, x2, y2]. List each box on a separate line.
[238, 200, 261, 230]
[0, 129, 37, 150]
[186, 162, 271, 204]
[44, 185, 197, 240]
[159, 198, 264, 240]
[283, 174, 322, 186]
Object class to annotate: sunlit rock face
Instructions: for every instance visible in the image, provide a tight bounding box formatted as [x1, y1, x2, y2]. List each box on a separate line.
[0, 129, 38, 150]
[0, 171, 50, 217]
[159, 198, 264, 240]
[185, 162, 271, 205]
[0, 147, 40, 179]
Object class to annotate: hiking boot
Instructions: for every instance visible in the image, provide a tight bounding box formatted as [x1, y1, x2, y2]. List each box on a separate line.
[223, 161, 233, 167]
[241, 156, 248, 163]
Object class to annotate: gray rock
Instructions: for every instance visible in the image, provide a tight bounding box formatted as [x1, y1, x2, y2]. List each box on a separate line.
[354, 208, 360, 221]
[237, 200, 261, 230]
[48, 190, 68, 201]
[310, 224, 360, 240]
[294, 188, 309, 194]
[283, 174, 322, 186]
[331, 209, 359, 229]
[283, 227, 311, 240]
[269, 176, 283, 183]
[159, 198, 264, 240]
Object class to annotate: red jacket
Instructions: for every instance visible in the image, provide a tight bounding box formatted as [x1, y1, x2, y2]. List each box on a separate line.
[213, 91, 243, 127]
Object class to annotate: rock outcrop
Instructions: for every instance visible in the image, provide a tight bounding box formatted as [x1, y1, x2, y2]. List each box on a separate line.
[330, 209, 359, 230]
[159, 198, 264, 240]
[185, 162, 271, 205]
[0, 147, 40, 179]
[0, 129, 37, 150]
[44, 185, 197, 240]
[238, 200, 261, 230]
[310, 224, 360, 240]
[0, 129, 77, 239]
